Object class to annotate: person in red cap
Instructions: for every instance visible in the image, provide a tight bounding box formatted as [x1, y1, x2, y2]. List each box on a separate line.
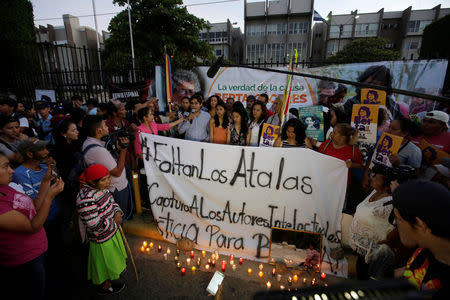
[76, 164, 127, 295]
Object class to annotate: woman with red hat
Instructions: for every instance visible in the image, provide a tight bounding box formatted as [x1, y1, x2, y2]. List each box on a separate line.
[76, 164, 127, 295]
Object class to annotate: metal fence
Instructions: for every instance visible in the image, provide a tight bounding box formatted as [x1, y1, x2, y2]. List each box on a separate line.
[9, 42, 154, 104]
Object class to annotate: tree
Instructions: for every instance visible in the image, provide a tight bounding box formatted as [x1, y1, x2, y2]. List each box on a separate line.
[104, 0, 214, 69]
[326, 37, 400, 64]
[420, 14, 450, 59]
[0, 0, 39, 88]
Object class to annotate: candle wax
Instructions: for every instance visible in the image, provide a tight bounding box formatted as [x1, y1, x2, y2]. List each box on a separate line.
[258, 271, 264, 278]
[239, 257, 243, 265]
[181, 267, 186, 275]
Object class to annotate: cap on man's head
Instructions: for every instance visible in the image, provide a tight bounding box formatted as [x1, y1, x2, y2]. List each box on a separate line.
[17, 138, 48, 156]
[424, 110, 449, 128]
[393, 180, 450, 237]
[109, 98, 125, 109]
[36, 101, 51, 110]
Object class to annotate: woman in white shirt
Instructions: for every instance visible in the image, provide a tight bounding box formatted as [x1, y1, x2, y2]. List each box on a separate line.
[248, 100, 267, 146]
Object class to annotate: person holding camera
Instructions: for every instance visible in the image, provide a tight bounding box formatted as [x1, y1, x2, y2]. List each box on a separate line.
[82, 116, 130, 219]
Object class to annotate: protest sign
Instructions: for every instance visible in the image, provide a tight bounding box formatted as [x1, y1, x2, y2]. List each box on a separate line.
[35, 89, 56, 102]
[141, 134, 349, 276]
[371, 133, 403, 167]
[298, 106, 324, 141]
[360, 88, 386, 106]
[418, 140, 449, 166]
[351, 104, 379, 144]
[259, 124, 280, 147]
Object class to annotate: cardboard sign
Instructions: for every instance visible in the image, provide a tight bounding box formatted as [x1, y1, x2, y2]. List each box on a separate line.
[259, 124, 280, 147]
[351, 104, 379, 144]
[418, 139, 449, 166]
[361, 88, 386, 106]
[371, 132, 404, 167]
[35, 89, 56, 103]
[298, 106, 324, 142]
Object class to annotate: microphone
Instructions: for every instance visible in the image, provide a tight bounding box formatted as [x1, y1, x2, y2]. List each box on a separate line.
[207, 55, 224, 78]
[189, 109, 195, 124]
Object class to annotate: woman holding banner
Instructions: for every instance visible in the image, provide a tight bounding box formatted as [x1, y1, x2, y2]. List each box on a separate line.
[248, 101, 267, 146]
[274, 118, 307, 148]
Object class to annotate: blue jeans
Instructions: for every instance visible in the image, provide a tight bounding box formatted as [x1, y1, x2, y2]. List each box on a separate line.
[0, 254, 46, 300]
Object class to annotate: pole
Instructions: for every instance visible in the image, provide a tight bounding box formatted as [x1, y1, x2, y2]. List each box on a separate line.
[91, 0, 103, 85]
[127, 0, 136, 82]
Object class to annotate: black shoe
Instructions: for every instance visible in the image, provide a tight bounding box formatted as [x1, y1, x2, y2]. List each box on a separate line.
[97, 282, 125, 295]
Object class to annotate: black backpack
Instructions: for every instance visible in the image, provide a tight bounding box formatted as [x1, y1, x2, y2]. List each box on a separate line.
[67, 143, 102, 191]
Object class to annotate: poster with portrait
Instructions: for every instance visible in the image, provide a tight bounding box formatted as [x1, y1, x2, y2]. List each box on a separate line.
[360, 88, 386, 106]
[259, 124, 280, 147]
[370, 132, 403, 167]
[417, 140, 449, 166]
[351, 104, 379, 144]
[298, 106, 324, 142]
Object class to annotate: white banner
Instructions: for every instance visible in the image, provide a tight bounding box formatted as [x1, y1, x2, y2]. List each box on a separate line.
[141, 134, 349, 276]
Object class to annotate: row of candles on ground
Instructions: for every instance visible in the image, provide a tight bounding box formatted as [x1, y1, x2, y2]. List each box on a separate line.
[140, 241, 327, 287]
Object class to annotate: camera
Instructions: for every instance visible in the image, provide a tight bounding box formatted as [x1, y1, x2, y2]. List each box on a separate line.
[371, 162, 416, 184]
[102, 129, 136, 153]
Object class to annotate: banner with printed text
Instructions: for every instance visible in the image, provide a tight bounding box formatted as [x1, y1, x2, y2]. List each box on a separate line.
[141, 134, 349, 276]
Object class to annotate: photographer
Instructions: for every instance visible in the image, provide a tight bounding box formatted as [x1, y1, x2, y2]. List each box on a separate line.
[82, 116, 130, 219]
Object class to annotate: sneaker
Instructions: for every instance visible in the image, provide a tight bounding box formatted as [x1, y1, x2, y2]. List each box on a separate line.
[97, 282, 125, 295]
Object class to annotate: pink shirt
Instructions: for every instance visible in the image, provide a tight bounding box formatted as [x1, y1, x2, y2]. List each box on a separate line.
[0, 185, 48, 267]
[134, 122, 170, 155]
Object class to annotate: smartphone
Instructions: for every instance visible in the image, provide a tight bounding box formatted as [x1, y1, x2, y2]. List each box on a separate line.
[51, 166, 60, 179]
[206, 271, 225, 296]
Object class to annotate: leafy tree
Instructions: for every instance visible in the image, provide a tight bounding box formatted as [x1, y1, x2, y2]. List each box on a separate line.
[104, 0, 214, 69]
[326, 37, 400, 64]
[420, 14, 450, 59]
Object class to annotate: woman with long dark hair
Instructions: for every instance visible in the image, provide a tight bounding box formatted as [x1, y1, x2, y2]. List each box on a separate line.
[227, 107, 249, 146]
[274, 118, 307, 148]
[248, 100, 267, 146]
[209, 102, 229, 144]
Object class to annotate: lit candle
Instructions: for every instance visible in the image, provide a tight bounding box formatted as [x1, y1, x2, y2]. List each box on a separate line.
[211, 260, 216, 267]
[258, 271, 264, 278]
[205, 264, 210, 270]
[190, 250, 195, 258]
[163, 253, 168, 260]
[302, 278, 307, 284]
[266, 281, 271, 289]
[176, 249, 180, 255]
[176, 262, 181, 270]
[221, 264, 226, 272]
[277, 274, 282, 282]
[271, 268, 276, 277]
[293, 275, 298, 283]
[259, 264, 263, 271]
[288, 277, 292, 286]
[166, 248, 171, 255]
[143, 241, 148, 247]
[140, 246, 145, 252]
[191, 266, 196, 274]
[232, 264, 237, 271]
[145, 247, 150, 254]
[157, 245, 162, 252]
[239, 257, 243, 265]
[230, 254, 235, 260]
[181, 267, 186, 276]
[230, 260, 234, 265]
[197, 258, 201, 267]
[186, 258, 191, 265]
[149, 242, 154, 249]
[320, 272, 326, 280]
[311, 278, 317, 285]
[202, 250, 206, 257]
[207, 258, 211, 265]
[221, 260, 226, 266]
[247, 268, 252, 276]
[280, 285, 285, 290]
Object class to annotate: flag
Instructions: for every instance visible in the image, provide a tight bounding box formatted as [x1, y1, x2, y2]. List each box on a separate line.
[164, 54, 173, 109]
[314, 10, 325, 22]
[280, 49, 298, 126]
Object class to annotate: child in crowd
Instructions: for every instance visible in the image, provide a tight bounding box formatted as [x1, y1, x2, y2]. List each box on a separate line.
[76, 164, 127, 295]
[209, 101, 229, 144]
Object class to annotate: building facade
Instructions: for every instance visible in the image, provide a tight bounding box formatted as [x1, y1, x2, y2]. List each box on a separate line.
[312, 5, 450, 61]
[199, 19, 244, 64]
[244, 0, 314, 64]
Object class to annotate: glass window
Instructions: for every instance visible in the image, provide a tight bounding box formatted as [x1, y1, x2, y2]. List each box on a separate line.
[267, 43, 285, 62]
[341, 25, 352, 37]
[288, 22, 309, 34]
[329, 25, 340, 38]
[246, 44, 265, 62]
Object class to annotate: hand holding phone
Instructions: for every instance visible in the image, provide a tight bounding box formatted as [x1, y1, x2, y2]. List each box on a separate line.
[206, 271, 224, 296]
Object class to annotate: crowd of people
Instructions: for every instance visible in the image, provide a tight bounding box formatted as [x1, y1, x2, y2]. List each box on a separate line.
[0, 64, 449, 299]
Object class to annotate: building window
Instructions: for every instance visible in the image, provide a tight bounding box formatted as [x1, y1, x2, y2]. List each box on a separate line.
[327, 40, 339, 55]
[246, 24, 265, 36]
[216, 49, 222, 56]
[287, 42, 306, 59]
[267, 43, 285, 62]
[341, 25, 352, 37]
[288, 22, 309, 35]
[198, 32, 208, 41]
[329, 25, 340, 38]
[407, 20, 432, 34]
[404, 40, 420, 50]
[355, 23, 378, 37]
[246, 44, 265, 62]
[267, 23, 286, 35]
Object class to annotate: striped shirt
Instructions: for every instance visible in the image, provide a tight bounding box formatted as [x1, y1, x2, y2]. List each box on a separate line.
[76, 185, 122, 243]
